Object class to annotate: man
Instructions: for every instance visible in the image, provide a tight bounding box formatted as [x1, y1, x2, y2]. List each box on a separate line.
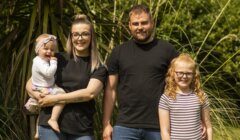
[103, 4, 178, 140]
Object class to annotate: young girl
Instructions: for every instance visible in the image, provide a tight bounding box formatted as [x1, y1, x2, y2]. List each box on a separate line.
[25, 34, 65, 138]
[158, 53, 212, 140]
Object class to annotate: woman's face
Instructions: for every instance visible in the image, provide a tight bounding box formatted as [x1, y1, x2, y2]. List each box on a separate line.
[71, 23, 91, 56]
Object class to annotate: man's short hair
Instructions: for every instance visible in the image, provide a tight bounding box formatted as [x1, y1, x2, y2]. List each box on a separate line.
[129, 4, 152, 19]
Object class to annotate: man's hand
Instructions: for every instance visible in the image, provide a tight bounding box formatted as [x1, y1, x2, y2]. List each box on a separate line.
[103, 123, 113, 140]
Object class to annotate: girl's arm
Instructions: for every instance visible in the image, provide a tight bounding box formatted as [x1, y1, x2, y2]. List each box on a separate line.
[202, 108, 212, 140]
[37, 59, 57, 78]
[159, 108, 170, 140]
[38, 78, 104, 106]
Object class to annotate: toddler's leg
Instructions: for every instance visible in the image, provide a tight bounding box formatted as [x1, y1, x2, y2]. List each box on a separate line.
[25, 98, 39, 113]
[48, 104, 64, 132]
[34, 116, 39, 140]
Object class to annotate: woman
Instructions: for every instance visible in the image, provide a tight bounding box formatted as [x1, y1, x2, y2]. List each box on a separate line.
[26, 14, 107, 140]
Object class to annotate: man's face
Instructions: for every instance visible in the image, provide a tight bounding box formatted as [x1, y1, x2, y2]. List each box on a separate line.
[129, 12, 154, 43]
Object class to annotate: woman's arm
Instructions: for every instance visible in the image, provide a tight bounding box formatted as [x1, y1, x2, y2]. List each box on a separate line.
[39, 78, 104, 106]
[202, 108, 212, 140]
[159, 108, 170, 140]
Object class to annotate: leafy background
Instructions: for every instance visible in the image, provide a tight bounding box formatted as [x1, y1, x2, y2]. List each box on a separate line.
[0, 0, 239, 139]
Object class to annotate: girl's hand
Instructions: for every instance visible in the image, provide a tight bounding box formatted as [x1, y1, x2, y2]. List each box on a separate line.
[40, 88, 49, 95]
[35, 92, 42, 101]
[39, 92, 49, 98]
[38, 88, 50, 98]
[38, 95, 57, 107]
[51, 56, 57, 61]
[201, 122, 207, 140]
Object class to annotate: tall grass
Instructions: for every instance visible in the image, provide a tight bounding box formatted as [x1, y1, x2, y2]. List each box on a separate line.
[0, 0, 239, 139]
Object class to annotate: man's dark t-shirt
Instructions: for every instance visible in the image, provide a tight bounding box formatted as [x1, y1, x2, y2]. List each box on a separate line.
[107, 39, 178, 129]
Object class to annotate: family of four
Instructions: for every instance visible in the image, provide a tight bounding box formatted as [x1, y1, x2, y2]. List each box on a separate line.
[25, 4, 212, 140]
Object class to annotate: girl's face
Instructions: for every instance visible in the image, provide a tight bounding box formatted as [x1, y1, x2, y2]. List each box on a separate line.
[38, 41, 55, 61]
[71, 23, 91, 56]
[174, 61, 194, 92]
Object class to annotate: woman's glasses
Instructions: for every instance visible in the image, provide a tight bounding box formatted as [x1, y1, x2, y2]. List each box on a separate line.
[71, 32, 90, 39]
[175, 71, 194, 78]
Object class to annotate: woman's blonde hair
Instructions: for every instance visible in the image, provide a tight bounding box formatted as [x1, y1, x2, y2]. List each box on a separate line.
[164, 53, 205, 103]
[66, 14, 102, 72]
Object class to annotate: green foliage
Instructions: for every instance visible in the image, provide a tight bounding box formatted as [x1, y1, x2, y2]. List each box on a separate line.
[0, 0, 239, 139]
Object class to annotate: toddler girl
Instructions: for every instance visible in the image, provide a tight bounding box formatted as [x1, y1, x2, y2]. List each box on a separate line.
[25, 34, 65, 138]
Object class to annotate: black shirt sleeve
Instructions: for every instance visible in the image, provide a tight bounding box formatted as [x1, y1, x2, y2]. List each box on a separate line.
[169, 46, 179, 63]
[91, 65, 107, 84]
[106, 46, 120, 75]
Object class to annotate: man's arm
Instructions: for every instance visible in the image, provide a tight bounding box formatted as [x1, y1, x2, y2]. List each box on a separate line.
[102, 74, 118, 140]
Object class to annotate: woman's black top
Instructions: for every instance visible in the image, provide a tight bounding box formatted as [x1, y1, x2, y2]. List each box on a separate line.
[38, 53, 107, 136]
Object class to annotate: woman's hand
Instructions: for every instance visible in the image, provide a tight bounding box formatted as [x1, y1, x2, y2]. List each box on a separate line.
[38, 95, 58, 107]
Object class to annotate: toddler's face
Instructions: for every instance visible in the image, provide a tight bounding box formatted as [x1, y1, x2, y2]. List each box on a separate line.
[38, 41, 55, 61]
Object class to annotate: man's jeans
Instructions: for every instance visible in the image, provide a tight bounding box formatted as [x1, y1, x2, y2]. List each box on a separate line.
[112, 125, 161, 140]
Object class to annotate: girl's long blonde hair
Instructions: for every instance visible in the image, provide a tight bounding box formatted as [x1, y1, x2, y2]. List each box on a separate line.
[66, 14, 102, 72]
[164, 53, 205, 104]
